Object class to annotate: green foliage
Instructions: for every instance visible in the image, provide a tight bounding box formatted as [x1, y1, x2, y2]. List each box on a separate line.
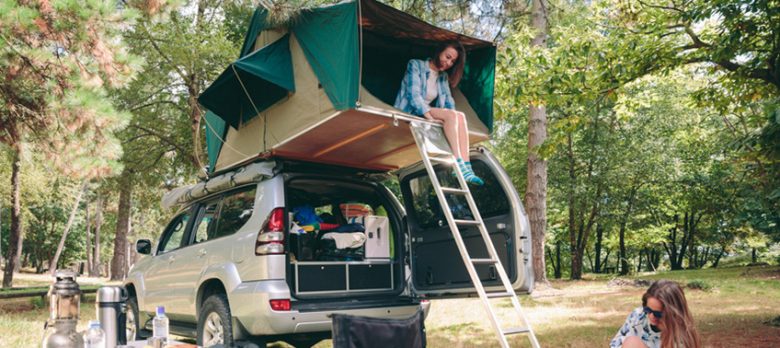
[685, 279, 713, 291]
[494, 0, 780, 279]
[0, 0, 140, 177]
[29, 296, 45, 309]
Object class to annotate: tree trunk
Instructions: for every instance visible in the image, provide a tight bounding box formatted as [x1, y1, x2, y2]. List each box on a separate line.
[85, 200, 92, 275]
[619, 224, 627, 275]
[665, 214, 687, 271]
[585, 247, 594, 272]
[49, 182, 88, 274]
[751, 248, 757, 263]
[3, 141, 23, 288]
[92, 194, 104, 277]
[636, 249, 643, 273]
[712, 248, 725, 268]
[566, 133, 579, 279]
[618, 186, 638, 275]
[526, 0, 549, 286]
[688, 233, 696, 269]
[111, 170, 134, 280]
[184, 0, 208, 169]
[594, 224, 603, 273]
[545, 246, 556, 278]
[571, 249, 583, 280]
[554, 240, 562, 279]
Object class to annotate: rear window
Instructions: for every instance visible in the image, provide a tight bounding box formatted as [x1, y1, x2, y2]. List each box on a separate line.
[213, 186, 257, 238]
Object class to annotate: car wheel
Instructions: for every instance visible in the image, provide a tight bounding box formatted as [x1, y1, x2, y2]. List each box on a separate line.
[126, 296, 150, 341]
[197, 294, 234, 347]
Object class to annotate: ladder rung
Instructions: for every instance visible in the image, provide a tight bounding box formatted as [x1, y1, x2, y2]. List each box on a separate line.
[441, 187, 468, 195]
[486, 291, 513, 298]
[454, 219, 480, 226]
[428, 156, 453, 164]
[427, 150, 452, 157]
[472, 258, 498, 265]
[503, 327, 530, 335]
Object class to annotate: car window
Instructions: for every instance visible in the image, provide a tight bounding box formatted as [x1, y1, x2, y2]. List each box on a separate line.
[407, 160, 509, 228]
[468, 161, 510, 218]
[213, 186, 257, 238]
[192, 200, 220, 245]
[159, 212, 191, 253]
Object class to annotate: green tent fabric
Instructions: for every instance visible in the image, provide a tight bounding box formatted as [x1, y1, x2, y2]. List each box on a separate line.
[292, 1, 359, 110]
[198, 34, 295, 129]
[240, 8, 268, 58]
[206, 8, 268, 172]
[460, 46, 496, 132]
[204, 111, 226, 171]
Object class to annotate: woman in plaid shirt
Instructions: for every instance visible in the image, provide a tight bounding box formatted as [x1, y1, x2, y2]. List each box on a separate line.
[394, 42, 484, 185]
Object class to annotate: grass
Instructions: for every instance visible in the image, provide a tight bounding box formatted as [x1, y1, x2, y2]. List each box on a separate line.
[2, 266, 778, 347]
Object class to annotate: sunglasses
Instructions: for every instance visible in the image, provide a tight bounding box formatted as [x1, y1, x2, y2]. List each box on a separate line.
[643, 306, 663, 319]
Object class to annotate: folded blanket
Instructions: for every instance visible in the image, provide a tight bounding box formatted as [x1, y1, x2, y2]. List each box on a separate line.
[322, 232, 367, 249]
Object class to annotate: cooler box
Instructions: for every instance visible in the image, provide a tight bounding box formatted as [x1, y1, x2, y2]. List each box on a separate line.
[364, 216, 390, 259]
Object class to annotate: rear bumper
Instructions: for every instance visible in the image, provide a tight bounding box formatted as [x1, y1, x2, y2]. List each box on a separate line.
[230, 279, 429, 336]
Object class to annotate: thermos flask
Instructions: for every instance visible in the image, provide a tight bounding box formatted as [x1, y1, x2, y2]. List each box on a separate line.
[96, 286, 128, 348]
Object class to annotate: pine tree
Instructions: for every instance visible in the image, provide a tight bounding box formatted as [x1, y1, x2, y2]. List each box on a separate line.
[0, 1, 140, 287]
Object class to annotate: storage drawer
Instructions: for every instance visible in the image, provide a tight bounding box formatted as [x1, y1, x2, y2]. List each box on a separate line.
[349, 263, 392, 290]
[296, 264, 347, 292]
[293, 261, 394, 295]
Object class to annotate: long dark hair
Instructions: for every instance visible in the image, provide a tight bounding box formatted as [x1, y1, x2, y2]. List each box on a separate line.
[431, 41, 466, 88]
[642, 280, 701, 348]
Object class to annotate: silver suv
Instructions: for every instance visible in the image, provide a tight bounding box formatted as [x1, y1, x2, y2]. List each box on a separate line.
[124, 147, 533, 347]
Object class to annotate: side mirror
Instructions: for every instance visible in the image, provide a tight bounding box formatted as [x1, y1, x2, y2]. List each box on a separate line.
[136, 239, 152, 255]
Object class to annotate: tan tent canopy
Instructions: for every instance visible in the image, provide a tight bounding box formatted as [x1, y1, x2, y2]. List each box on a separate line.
[202, 0, 496, 173]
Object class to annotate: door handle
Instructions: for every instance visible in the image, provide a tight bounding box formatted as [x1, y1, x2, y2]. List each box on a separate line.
[167, 255, 175, 263]
[197, 249, 207, 257]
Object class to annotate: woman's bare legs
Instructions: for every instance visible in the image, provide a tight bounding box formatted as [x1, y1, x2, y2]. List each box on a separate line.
[428, 108, 483, 185]
[456, 111, 469, 160]
[429, 108, 468, 159]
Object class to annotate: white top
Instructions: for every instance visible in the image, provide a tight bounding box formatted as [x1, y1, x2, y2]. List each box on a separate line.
[424, 68, 439, 105]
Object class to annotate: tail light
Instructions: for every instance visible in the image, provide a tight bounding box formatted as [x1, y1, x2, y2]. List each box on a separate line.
[255, 208, 285, 255]
[269, 299, 291, 311]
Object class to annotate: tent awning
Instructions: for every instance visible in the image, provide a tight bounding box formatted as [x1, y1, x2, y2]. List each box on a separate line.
[198, 34, 295, 129]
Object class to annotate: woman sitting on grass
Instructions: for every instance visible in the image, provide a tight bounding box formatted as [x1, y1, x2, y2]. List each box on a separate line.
[610, 280, 701, 348]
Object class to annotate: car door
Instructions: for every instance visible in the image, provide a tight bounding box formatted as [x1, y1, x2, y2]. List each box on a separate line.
[398, 147, 533, 297]
[142, 208, 195, 314]
[164, 197, 221, 318]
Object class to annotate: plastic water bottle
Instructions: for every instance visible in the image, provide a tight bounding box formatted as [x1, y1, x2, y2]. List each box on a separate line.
[83, 320, 106, 348]
[152, 306, 169, 343]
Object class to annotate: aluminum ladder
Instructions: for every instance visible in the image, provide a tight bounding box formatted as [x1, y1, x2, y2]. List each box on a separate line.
[409, 121, 540, 348]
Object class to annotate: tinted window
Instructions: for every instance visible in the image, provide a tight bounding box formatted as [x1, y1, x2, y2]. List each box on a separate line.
[159, 212, 191, 253]
[407, 160, 509, 228]
[192, 200, 220, 244]
[213, 187, 257, 238]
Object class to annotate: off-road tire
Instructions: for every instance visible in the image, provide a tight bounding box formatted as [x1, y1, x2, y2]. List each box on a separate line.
[197, 294, 234, 347]
[126, 296, 150, 340]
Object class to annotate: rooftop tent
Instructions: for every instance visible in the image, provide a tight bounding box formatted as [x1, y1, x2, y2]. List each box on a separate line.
[201, 0, 497, 173]
[199, 34, 295, 129]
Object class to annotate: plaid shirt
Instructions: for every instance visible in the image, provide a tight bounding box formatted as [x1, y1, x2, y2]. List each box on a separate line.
[393, 59, 455, 116]
[610, 307, 662, 348]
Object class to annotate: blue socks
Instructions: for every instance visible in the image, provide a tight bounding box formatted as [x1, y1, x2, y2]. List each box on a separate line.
[456, 158, 484, 186]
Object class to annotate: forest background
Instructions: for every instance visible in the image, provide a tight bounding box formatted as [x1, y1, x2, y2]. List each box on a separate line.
[0, 0, 778, 291]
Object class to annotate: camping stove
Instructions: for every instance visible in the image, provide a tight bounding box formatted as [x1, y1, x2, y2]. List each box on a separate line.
[42, 270, 84, 348]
